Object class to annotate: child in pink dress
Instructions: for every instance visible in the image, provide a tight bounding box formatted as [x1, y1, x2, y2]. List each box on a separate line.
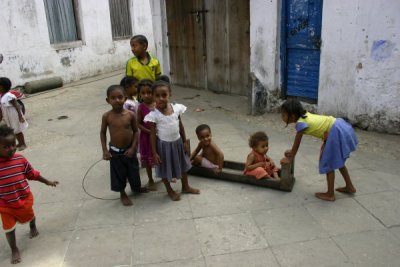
[244, 131, 280, 181]
[136, 79, 157, 191]
[0, 77, 28, 150]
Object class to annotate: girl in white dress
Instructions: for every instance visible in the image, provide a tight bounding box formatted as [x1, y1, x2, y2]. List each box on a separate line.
[0, 78, 28, 150]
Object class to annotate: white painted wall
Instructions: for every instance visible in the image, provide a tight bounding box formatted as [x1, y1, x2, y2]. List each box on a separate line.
[0, 0, 155, 86]
[249, 0, 280, 111]
[319, 0, 400, 133]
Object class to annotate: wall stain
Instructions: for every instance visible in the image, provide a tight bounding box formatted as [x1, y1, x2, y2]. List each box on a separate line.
[371, 40, 395, 61]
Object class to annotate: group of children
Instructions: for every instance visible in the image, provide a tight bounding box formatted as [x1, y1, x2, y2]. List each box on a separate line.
[0, 34, 358, 264]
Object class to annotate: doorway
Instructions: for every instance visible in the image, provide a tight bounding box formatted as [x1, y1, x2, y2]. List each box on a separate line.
[281, 0, 323, 100]
[166, 0, 250, 95]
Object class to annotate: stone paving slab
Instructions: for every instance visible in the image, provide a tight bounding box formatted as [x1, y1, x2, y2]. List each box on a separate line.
[132, 220, 202, 265]
[252, 206, 328, 246]
[205, 249, 279, 267]
[305, 198, 384, 236]
[355, 190, 400, 227]
[194, 213, 268, 256]
[272, 238, 352, 267]
[332, 229, 400, 267]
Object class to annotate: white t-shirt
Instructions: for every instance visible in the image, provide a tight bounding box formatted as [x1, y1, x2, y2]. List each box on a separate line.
[144, 103, 186, 142]
[0, 92, 16, 107]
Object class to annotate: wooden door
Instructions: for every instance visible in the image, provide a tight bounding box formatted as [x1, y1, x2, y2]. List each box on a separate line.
[205, 0, 249, 95]
[166, 0, 206, 88]
[166, 0, 250, 95]
[281, 0, 323, 100]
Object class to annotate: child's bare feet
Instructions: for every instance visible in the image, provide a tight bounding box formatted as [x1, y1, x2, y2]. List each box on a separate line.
[135, 187, 150, 193]
[120, 191, 133, 206]
[182, 186, 200, 194]
[336, 186, 356, 194]
[315, 192, 336, 201]
[29, 218, 39, 238]
[29, 227, 39, 239]
[11, 248, 21, 264]
[146, 182, 158, 191]
[167, 190, 181, 201]
[17, 145, 26, 151]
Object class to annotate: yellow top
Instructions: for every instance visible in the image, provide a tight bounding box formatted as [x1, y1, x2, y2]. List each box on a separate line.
[125, 53, 161, 81]
[296, 112, 336, 139]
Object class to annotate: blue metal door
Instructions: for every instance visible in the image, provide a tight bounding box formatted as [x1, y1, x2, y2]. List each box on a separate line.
[281, 0, 323, 100]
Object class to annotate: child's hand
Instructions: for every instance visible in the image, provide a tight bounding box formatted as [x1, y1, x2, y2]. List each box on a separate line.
[213, 168, 222, 175]
[153, 154, 162, 165]
[46, 180, 59, 187]
[103, 151, 112, 160]
[124, 148, 135, 158]
[19, 115, 25, 123]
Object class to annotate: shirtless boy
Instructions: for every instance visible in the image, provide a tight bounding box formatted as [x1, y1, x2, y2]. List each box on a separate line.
[190, 124, 224, 174]
[100, 85, 147, 206]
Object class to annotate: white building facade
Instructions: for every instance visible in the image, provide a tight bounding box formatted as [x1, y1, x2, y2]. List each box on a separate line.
[1, 0, 399, 133]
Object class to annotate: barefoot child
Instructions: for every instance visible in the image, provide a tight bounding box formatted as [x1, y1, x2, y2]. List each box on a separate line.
[0, 77, 28, 151]
[281, 99, 358, 201]
[190, 124, 224, 175]
[144, 81, 200, 201]
[0, 125, 58, 264]
[136, 79, 157, 191]
[244, 131, 280, 181]
[120, 76, 139, 113]
[100, 85, 147, 206]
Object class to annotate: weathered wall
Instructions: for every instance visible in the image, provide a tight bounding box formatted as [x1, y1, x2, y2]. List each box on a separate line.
[150, 0, 170, 76]
[0, 0, 155, 86]
[249, 0, 280, 113]
[319, 0, 400, 134]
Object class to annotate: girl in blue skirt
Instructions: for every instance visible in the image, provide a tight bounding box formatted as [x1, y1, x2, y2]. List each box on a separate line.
[281, 99, 358, 201]
[144, 81, 200, 201]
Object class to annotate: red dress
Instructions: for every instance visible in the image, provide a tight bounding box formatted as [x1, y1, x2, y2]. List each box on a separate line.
[244, 150, 279, 179]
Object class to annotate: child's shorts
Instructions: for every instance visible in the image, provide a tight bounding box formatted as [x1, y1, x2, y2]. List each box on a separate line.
[0, 193, 34, 233]
[201, 158, 219, 169]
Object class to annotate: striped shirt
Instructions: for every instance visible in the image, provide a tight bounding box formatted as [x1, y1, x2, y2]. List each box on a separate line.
[0, 154, 40, 208]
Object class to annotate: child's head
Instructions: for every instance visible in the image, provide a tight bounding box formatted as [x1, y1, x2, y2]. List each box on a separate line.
[120, 76, 138, 99]
[249, 131, 269, 155]
[106, 85, 126, 110]
[0, 77, 12, 93]
[281, 99, 307, 125]
[130, 35, 148, 58]
[156, 75, 171, 84]
[137, 79, 153, 104]
[0, 125, 16, 158]
[152, 81, 171, 110]
[195, 124, 212, 146]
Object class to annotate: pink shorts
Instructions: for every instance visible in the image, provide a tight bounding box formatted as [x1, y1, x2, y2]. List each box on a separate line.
[201, 158, 219, 169]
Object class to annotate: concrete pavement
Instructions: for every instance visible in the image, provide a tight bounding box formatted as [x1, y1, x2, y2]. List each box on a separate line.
[1, 71, 400, 267]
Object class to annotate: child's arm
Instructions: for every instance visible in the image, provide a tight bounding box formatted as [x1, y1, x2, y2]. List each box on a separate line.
[100, 113, 111, 160]
[149, 122, 161, 164]
[125, 112, 138, 157]
[211, 143, 224, 171]
[245, 153, 265, 171]
[36, 175, 59, 187]
[189, 143, 202, 161]
[10, 99, 24, 123]
[136, 106, 151, 134]
[287, 130, 305, 159]
[178, 116, 189, 154]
